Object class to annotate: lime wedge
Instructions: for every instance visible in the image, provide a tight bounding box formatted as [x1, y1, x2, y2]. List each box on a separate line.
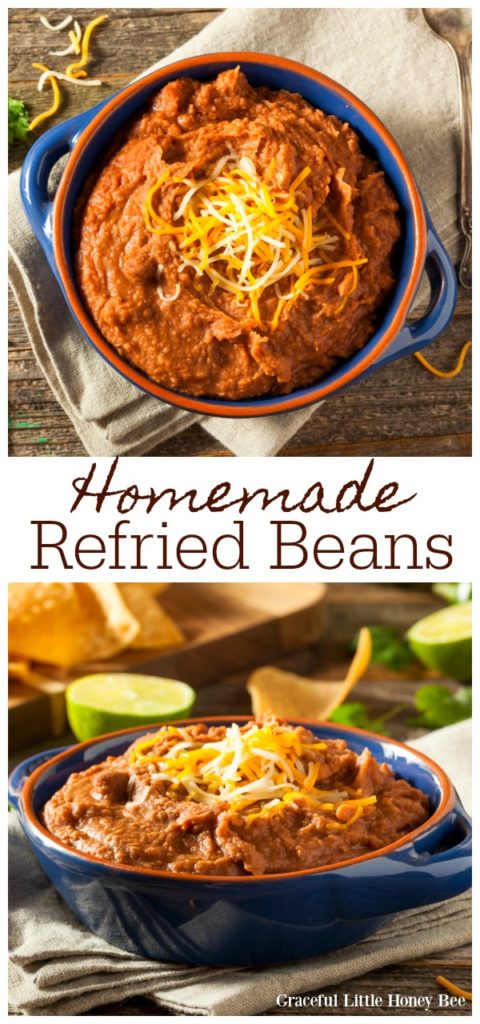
[432, 583, 472, 605]
[66, 673, 196, 741]
[407, 602, 472, 681]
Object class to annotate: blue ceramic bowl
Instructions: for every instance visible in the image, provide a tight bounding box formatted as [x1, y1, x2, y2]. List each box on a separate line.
[20, 53, 457, 418]
[9, 718, 471, 967]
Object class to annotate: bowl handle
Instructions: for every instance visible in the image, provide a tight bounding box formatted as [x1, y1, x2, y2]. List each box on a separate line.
[19, 100, 108, 274]
[371, 223, 458, 370]
[384, 802, 472, 909]
[8, 747, 70, 810]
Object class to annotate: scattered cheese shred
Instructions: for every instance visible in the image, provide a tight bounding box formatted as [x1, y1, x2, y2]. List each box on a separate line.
[322, 206, 352, 240]
[144, 155, 367, 329]
[40, 14, 73, 32]
[414, 341, 471, 379]
[327, 803, 366, 830]
[36, 69, 102, 90]
[29, 63, 61, 131]
[68, 28, 82, 56]
[66, 14, 108, 79]
[436, 976, 472, 1002]
[46, 17, 82, 56]
[129, 720, 377, 824]
[33, 13, 105, 130]
[48, 41, 76, 57]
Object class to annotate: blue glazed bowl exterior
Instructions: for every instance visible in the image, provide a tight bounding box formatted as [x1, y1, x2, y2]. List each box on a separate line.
[10, 719, 471, 967]
[20, 53, 457, 417]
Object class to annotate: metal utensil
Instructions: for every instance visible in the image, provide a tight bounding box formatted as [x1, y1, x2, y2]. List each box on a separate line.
[422, 8, 472, 289]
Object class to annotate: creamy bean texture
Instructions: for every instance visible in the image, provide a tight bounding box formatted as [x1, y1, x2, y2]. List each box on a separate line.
[42, 720, 430, 876]
[75, 68, 401, 399]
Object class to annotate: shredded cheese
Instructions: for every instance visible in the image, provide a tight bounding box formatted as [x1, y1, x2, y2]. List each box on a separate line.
[29, 64, 61, 132]
[436, 976, 472, 1002]
[48, 21, 83, 56]
[36, 69, 102, 90]
[129, 721, 377, 825]
[69, 27, 82, 56]
[144, 155, 367, 329]
[157, 282, 180, 303]
[34, 13, 103, 126]
[414, 341, 471, 379]
[66, 14, 108, 79]
[40, 14, 73, 32]
[48, 42, 76, 57]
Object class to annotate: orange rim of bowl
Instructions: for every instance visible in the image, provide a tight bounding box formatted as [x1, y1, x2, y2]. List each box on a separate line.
[22, 715, 454, 884]
[53, 53, 427, 417]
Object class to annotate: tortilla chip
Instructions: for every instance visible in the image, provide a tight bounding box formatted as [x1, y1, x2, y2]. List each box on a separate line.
[117, 583, 185, 650]
[8, 661, 65, 695]
[247, 667, 339, 719]
[8, 583, 139, 668]
[247, 628, 372, 720]
[139, 583, 171, 595]
[8, 659, 35, 684]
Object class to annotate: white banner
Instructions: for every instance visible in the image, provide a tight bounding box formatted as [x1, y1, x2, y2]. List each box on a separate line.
[5, 455, 471, 582]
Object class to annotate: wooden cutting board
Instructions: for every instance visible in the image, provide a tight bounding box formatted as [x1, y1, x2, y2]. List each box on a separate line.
[9, 583, 327, 749]
[9, 677, 68, 751]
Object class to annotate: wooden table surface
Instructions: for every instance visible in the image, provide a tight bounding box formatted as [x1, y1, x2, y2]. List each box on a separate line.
[9, 584, 471, 1015]
[8, 8, 472, 458]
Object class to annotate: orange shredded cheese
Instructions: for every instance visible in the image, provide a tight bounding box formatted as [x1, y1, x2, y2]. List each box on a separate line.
[144, 155, 367, 328]
[68, 28, 82, 55]
[28, 63, 61, 131]
[436, 976, 472, 1002]
[414, 341, 471, 379]
[66, 14, 108, 78]
[322, 206, 352, 240]
[129, 720, 377, 823]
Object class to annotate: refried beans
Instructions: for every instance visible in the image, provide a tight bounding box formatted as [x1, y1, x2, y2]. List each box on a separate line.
[41, 719, 430, 875]
[75, 67, 402, 400]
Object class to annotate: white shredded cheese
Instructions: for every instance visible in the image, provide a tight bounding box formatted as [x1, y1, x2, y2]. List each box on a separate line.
[128, 720, 368, 823]
[48, 42, 76, 57]
[157, 283, 180, 303]
[40, 14, 73, 31]
[144, 155, 367, 328]
[37, 69, 103, 91]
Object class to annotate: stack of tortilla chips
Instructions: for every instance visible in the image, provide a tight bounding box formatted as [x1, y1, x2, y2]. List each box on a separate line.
[8, 582, 184, 675]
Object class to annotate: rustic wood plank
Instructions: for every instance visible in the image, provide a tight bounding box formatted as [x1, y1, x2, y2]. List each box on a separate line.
[8, 8, 220, 174]
[260, 962, 472, 1016]
[8, 289, 472, 456]
[8, 8, 471, 457]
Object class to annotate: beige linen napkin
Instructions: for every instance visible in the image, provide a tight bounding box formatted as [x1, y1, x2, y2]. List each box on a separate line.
[8, 719, 471, 1015]
[9, 7, 461, 457]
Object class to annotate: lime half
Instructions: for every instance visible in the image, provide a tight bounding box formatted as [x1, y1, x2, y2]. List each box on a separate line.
[432, 583, 472, 605]
[407, 602, 472, 681]
[66, 673, 196, 741]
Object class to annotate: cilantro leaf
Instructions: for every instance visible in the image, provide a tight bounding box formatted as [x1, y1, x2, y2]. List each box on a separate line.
[8, 97, 29, 146]
[329, 701, 396, 735]
[411, 684, 472, 728]
[352, 625, 416, 671]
